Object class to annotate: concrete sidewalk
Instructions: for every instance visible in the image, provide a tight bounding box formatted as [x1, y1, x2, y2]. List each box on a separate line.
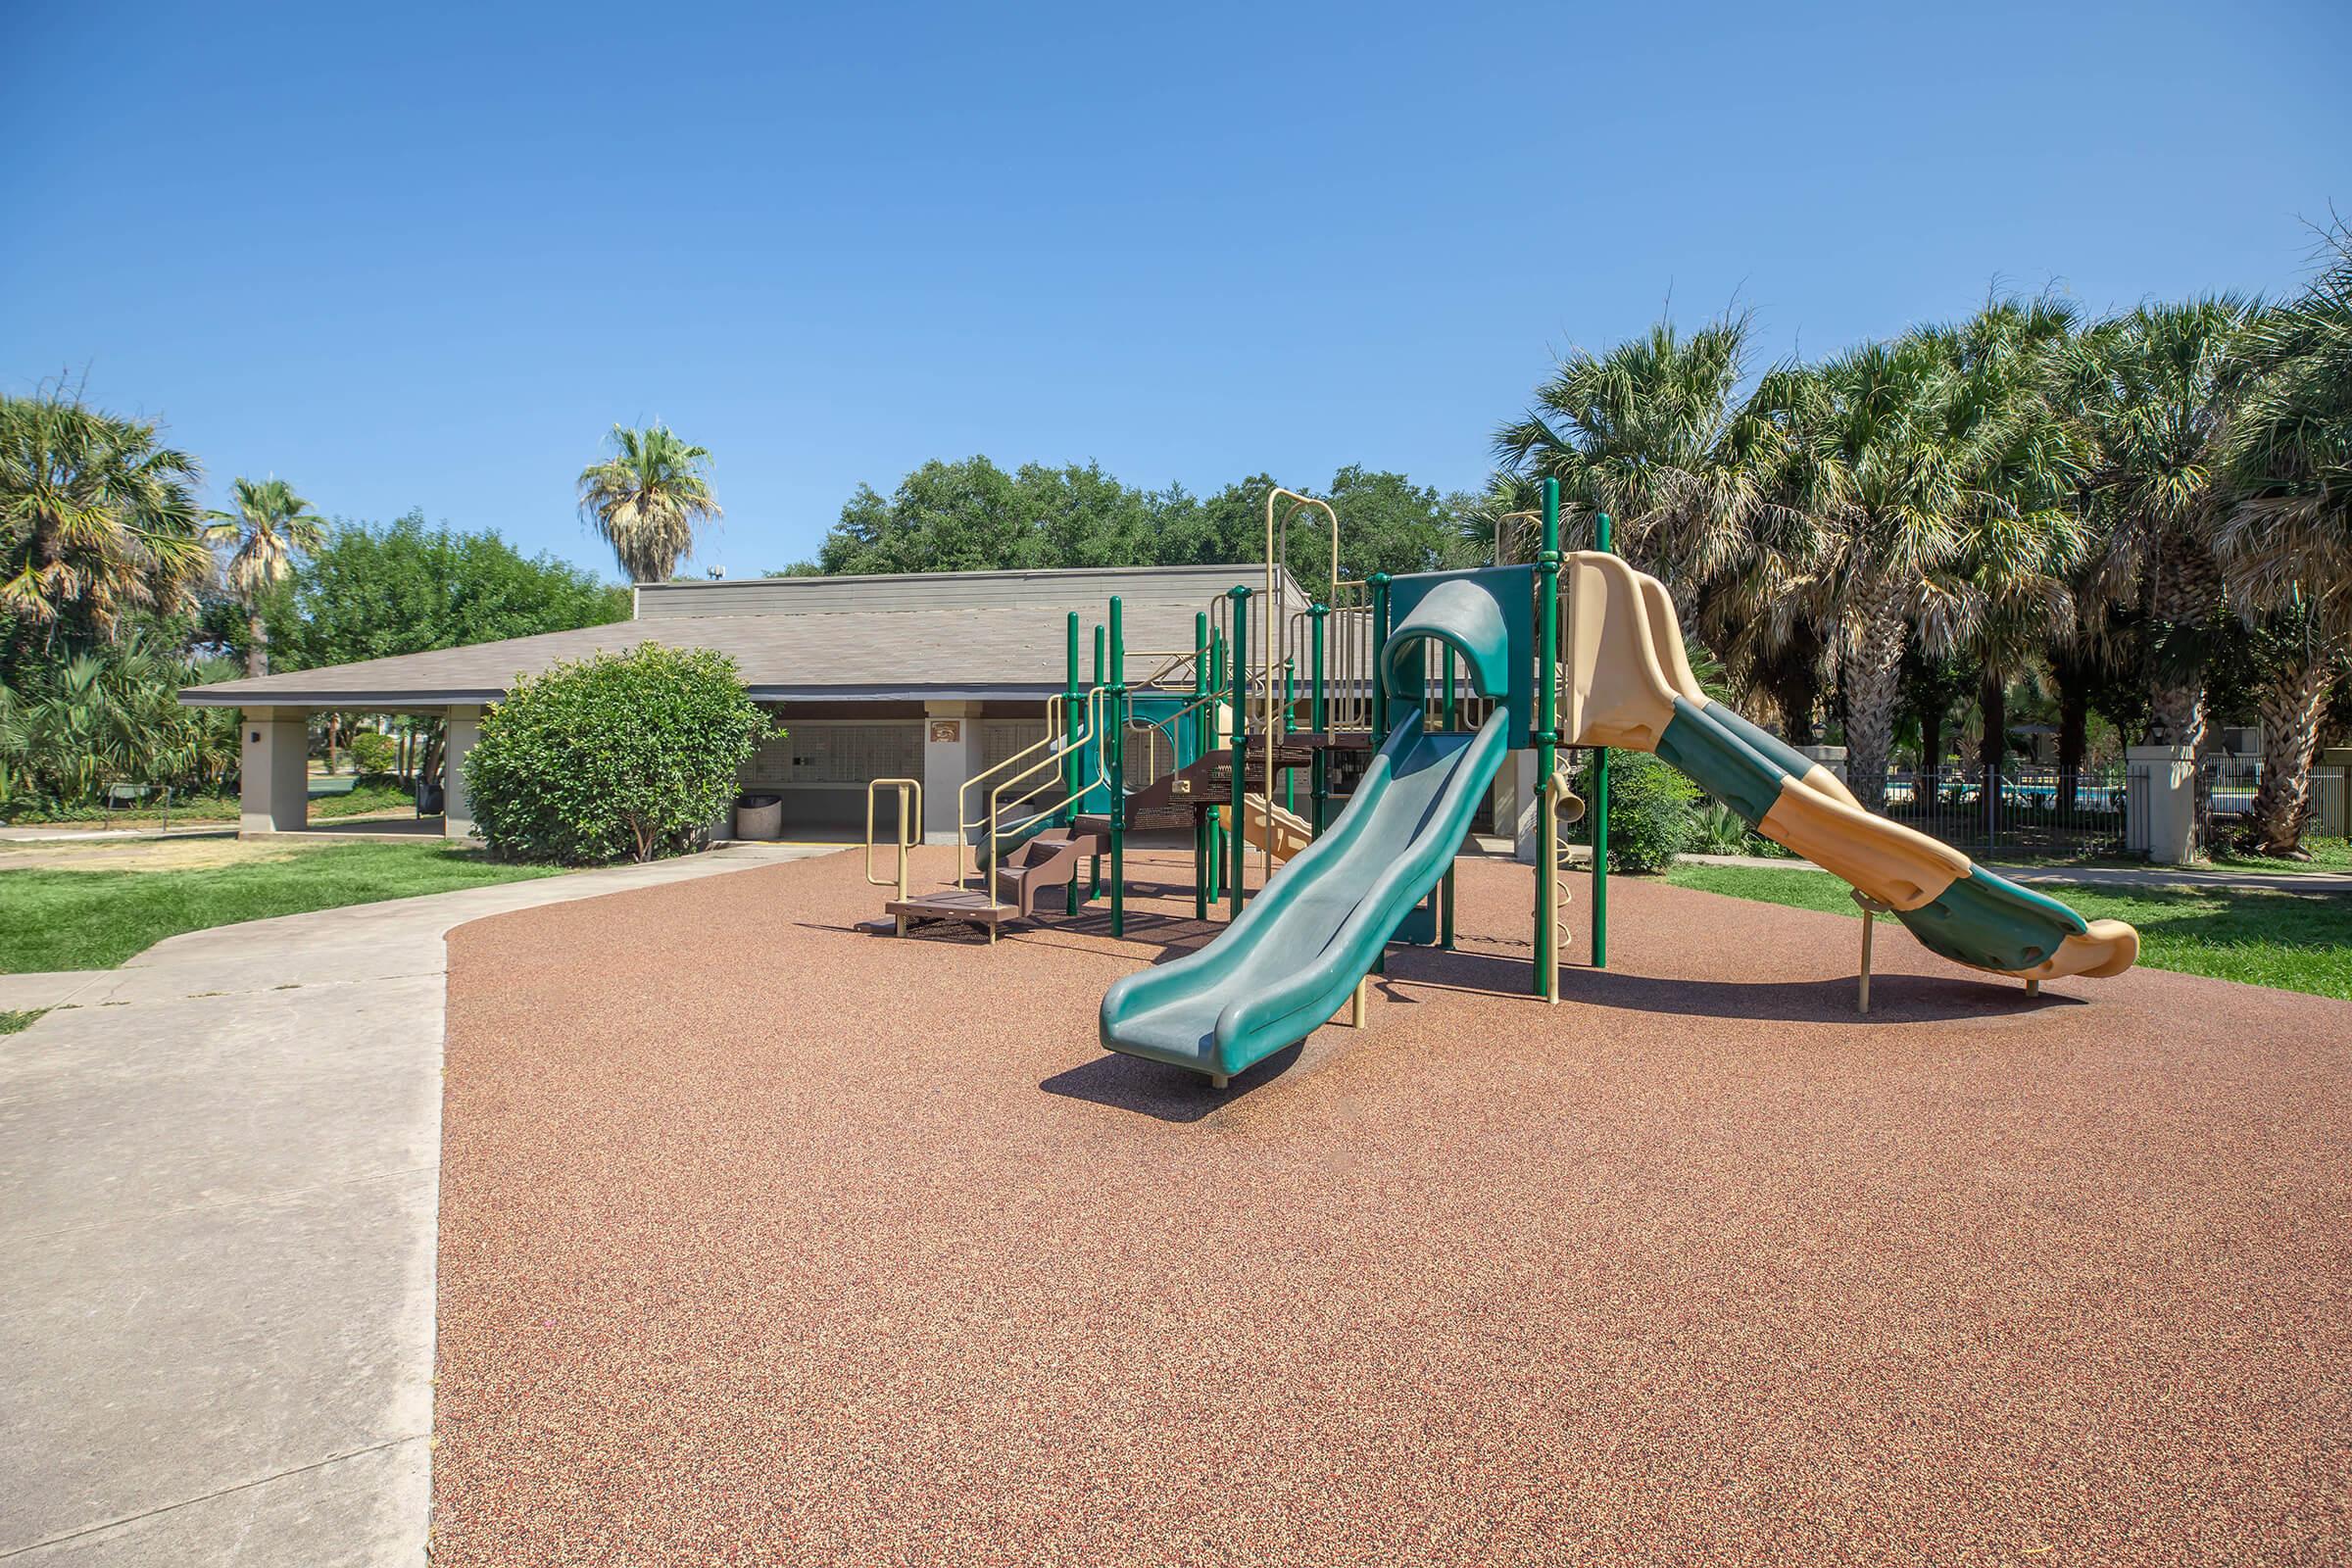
[0, 842, 833, 1567]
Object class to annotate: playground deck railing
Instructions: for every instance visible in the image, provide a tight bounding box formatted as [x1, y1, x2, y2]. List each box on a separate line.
[956, 688, 1107, 892]
[862, 777, 922, 904]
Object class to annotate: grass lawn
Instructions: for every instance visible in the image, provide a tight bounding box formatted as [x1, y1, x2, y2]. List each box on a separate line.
[7, 779, 423, 831]
[0, 842, 566, 973]
[2201, 834, 2352, 875]
[1665, 862, 2352, 1002]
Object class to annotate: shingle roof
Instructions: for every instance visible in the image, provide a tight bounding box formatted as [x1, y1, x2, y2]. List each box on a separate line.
[180, 568, 1309, 709]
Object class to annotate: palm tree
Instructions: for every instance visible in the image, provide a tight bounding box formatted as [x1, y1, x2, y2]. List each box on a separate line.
[0, 394, 207, 673]
[2214, 232, 2352, 853]
[577, 423, 722, 584]
[1741, 335, 2018, 812]
[1494, 315, 1759, 584]
[205, 476, 324, 676]
[1493, 315, 1829, 725]
[2057, 299, 2254, 756]
[1917, 299, 2095, 781]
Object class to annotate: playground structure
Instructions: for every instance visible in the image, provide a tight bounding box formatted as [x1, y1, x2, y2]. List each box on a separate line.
[868, 479, 2142, 1086]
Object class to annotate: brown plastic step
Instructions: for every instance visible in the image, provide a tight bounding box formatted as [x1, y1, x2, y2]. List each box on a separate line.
[882, 888, 1017, 943]
[993, 827, 1109, 917]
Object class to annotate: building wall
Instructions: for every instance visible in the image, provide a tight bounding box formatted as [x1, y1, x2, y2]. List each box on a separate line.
[732, 701, 1055, 836]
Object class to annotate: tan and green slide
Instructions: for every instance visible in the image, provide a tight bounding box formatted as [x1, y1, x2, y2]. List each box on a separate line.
[1562, 553, 2139, 983]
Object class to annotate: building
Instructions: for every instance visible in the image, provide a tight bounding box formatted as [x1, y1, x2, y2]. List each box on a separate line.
[181, 564, 1306, 843]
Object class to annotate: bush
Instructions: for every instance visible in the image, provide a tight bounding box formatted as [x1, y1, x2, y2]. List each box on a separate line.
[1572, 750, 1700, 873]
[0, 640, 241, 817]
[349, 731, 398, 773]
[1688, 800, 1752, 856]
[462, 645, 775, 864]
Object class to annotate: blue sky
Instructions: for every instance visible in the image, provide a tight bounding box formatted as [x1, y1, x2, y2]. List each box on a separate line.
[5, 1, 2344, 581]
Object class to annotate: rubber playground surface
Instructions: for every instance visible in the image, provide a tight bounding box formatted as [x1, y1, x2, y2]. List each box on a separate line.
[432, 848, 2350, 1566]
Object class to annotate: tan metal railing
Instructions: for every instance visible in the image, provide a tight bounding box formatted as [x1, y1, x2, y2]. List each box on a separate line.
[962, 687, 1109, 892]
[1126, 648, 1203, 692]
[863, 778, 923, 905]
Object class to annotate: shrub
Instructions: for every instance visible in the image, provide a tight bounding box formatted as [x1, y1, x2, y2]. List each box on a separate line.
[1572, 750, 1700, 873]
[0, 640, 240, 817]
[349, 731, 398, 773]
[1688, 799, 1752, 856]
[462, 645, 774, 864]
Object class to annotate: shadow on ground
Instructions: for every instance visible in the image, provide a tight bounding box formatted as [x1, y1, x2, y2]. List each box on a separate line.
[1373, 944, 2075, 1024]
[1039, 1042, 1303, 1123]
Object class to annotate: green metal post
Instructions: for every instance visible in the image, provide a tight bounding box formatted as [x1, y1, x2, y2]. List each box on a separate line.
[1091, 624, 1105, 899]
[1108, 596, 1126, 939]
[1193, 610, 1209, 920]
[1308, 604, 1329, 837]
[1442, 649, 1456, 950]
[1283, 658, 1297, 816]
[1592, 510, 1611, 969]
[1370, 571, 1392, 971]
[1535, 478, 1561, 995]
[1227, 585, 1250, 919]
[1205, 628, 1225, 905]
[1065, 613, 1081, 915]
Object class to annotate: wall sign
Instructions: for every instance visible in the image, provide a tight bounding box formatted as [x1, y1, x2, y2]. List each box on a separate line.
[929, 719, 961, 743]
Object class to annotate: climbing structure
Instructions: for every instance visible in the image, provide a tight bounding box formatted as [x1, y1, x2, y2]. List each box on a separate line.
[1098, 478, 2140, 1087]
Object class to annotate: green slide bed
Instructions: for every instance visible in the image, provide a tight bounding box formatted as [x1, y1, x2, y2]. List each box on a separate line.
[1100, 572, 1524, 1084]
[1097, 706, 1511, 1084]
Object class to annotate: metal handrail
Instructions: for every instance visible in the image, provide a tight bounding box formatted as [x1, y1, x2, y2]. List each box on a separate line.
[863, 778, 923, 905]
[960, 687, 1109, 891]
[1127, 686, 1226, 751]
[953, 691, 1070, 809]
[1126, 648, 1203, 691]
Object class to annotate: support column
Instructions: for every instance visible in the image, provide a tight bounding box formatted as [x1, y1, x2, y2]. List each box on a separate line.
[2315, 747, 2352, 839]
[442, 705, 485, 841]
[238, 708, 310, 838]
[1501, 752, 1541, 862]
[2127, 744, 2196, 864]
[921, 701, 985, 846]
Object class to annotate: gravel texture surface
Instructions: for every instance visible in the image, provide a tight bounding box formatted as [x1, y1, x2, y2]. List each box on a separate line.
[434, 848, 2350, 1566]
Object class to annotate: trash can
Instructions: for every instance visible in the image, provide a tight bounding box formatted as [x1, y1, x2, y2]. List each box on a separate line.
[734, 793, 784, 841]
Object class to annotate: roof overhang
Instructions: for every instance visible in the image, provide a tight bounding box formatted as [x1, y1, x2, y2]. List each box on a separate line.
[178, 683, 1068, 709]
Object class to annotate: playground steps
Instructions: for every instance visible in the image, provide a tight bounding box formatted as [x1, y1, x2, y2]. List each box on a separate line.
[881, 887, 1017, 942]
[993, 826, 1108, 917]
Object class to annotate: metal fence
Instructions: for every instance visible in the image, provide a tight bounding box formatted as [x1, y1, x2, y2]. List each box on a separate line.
[1855, 756, 2349, 859]
[1877, 764, 2132, 858]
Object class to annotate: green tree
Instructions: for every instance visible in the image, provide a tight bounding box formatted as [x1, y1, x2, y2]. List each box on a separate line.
[815, 457, 1027, 573]
[205, 475, 324, 675]
[1491, 316, 1809, 725]
[577, 423, 721, 584]
[1017, 461, 1160, 567]
[2058, 299, 2254, 752]
[462, 644, 773, 864]
[1917, 299, 2094, 775]
[2215, 230, 2352, 852]
[0, 393, 208, 678]
[1743, 336, 2013, 811]
[1494, 315, 1760, 572]
[803, 459, 1468, 589]
[270, 511, 626, 670]
[0, 635, 237, 812]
